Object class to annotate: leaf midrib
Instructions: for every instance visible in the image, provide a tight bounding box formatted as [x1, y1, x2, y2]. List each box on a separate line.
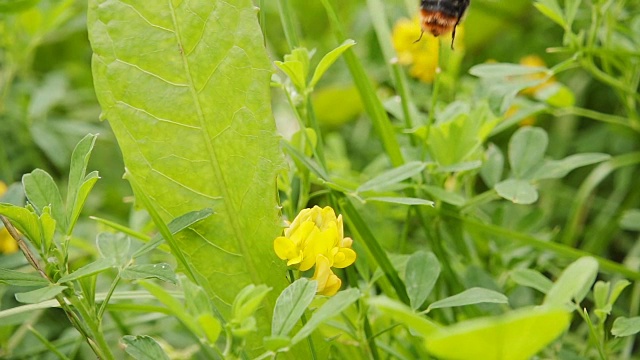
[167, 2, 266, 298]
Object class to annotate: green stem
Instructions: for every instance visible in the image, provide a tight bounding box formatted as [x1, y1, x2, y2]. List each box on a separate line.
[304, 98, 327, 168]
[320, 0, 405, 167]
[622, 279, 640, 359]
[275, 0, 327, 169]
[223, 326, 234, 357]
[97, 269, 123, 322]
[581, 58, 640, 102]
[552, 107, 639, 131]
[68, 293, 116, 360]
[460, 189, 500, 212]
[365, 0, 417, 134]
[5, 310, 42, 356]
[561, 153, 640, 246]
[300, 312, 318, 360]
[28, 326, 72, 360]
[427, 54, 442, 137]
[363, 314, 380, 360]
[456, 212, 640, 280]
[576, 306, 606, 360]
[276, 0, 301, 49]
[339, 196, 410, 304]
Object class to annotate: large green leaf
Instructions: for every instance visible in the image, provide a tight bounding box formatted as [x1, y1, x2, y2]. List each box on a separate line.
[426, 287, 509, 313]
[425, 307, 570, 360]
[88, 0, 287, 348]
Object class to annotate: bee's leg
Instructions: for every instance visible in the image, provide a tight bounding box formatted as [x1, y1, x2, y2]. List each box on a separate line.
[450, 26, 456, 49]
[414, 30, 424, 43]
[450, 17, 462, 50]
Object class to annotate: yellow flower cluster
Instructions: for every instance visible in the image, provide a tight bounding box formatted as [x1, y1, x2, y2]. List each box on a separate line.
[274, 206, 356, 296]
[506, 55, 558, 126]
[392, 17, 440, 83]
[0, 181, 18, 254]
[519, 55, 556, 96]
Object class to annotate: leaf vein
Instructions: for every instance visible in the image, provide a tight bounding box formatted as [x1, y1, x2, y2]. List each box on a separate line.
[116, 100, 200, 129]
[190, 229, 242, 257]
[169, 3, 264, 289]
[120, 1, 175, 33]
[115, 59, 189, 88]
[150, 168, 222, 200]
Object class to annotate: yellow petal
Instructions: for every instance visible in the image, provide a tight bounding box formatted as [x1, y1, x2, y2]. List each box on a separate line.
[311, 255, 330, 284]
[320, 273, 341, 296]
[285, 207, 314, 237]
[0, 227, 18, 254]
[314, 206, 337, 230]
[299, 225, 339, 271]
[312, 254, 341, 296]
[336, 214, 344, 239]
[289, 221, 316, 247]
[332, 247, 357, 268]
[339, 236, 353, 248]
[273, 236, 301, 265]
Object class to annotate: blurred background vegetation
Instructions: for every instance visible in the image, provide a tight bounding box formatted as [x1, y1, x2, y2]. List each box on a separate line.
[1, 0, 640, 357]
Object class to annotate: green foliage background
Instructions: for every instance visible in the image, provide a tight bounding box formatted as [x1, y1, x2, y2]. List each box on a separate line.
[1, 0, 640, 359]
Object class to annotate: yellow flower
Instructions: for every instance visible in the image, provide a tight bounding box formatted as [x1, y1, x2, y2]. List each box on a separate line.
[392, 17, 440, 83]
[519, 55, 555, 96]
[274, 206, 356, 296]
[0, 227, 18, 253]
[274, 206, 356, 271]
[0, 181, 18, 254]
[330, 236, 356, 268]
[311, 255, 341, 296]
[504, 55, 557, 126]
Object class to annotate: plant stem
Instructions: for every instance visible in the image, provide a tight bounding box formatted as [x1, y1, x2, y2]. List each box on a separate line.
[28, 326, 72, 360]
[299, 312, 318, 360]
[66, 293, 116, 360]
[455, 211, 640, 280]
[461, 189, 500, 212]
[552, 107, 639, 131]
[363, 314, 380, 360]
[561, 152, 640, 247]
[97, 269, 123, 322]
[277, 0, 301, 49]
[339, 197, 410, 304]
[320, 0, 405, 167]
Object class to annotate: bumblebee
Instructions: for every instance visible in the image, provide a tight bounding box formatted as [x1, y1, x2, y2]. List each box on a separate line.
[417, 0, 470, 49]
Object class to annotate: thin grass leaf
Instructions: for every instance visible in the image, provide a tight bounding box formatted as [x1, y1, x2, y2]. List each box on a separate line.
[357, 162, 426, 193]
[340, 197, 410, 304]
[426, 287, 508, 312]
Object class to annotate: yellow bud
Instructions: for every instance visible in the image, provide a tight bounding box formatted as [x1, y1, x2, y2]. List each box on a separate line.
[312, 255, 341, 296]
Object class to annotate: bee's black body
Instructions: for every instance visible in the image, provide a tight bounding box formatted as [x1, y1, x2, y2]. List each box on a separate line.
[420, 0, 470, 19]
[418, 0, 470, 48]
